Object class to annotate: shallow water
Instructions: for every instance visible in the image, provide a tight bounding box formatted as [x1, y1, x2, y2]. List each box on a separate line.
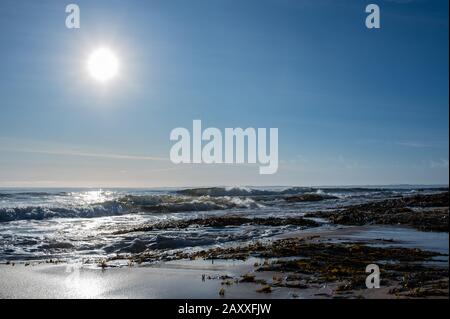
[338, 225, 449, 255]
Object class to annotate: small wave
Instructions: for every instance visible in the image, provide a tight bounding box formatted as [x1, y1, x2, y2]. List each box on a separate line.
[121, 194, 261, 213]
[0, 201, 126, 222]
[175, 186, 423, 197]
[0, 191, 67, 198]
[101, 234, 220, 253]
[39, 242, 75, 250]
[0, 194, 261, 222]
[176, 187, 314, 197]
[149, 235, 217, 250]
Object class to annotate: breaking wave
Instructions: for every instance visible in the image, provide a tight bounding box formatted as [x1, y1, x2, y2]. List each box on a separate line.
[176, 186, 315, 197]
[118, 194, 261, 213]
[0, 194, 261, 222]
[2, 186, 446, 223]
[0, 201, 126, 222]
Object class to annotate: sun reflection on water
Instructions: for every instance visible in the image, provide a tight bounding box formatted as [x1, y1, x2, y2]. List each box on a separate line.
[71, 190, 114, 205]
[65, 264, 105, 298]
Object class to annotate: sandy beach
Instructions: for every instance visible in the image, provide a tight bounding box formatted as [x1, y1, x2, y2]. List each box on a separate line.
[1, 223, 448, 299]
[0, 260, 288, 299]
[0, 261, 399, 299]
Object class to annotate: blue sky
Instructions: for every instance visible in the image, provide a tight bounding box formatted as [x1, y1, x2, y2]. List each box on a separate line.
[0, 0, 448, 187]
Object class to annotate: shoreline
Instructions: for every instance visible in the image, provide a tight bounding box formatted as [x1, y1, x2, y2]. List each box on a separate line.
[1, 191, 448, 299]
[1, 224, 447, 299]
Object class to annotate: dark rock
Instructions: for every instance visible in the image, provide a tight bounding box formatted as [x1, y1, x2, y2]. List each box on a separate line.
[285, 194, 338, 202]
[114, 216, 320, 235]
[307, 192, 449, 232]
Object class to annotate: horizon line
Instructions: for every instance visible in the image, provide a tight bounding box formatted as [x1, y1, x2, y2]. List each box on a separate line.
[0, 183, 448, 189]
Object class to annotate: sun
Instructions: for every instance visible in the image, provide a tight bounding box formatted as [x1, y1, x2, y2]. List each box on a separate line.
[87, 48, 119, 82]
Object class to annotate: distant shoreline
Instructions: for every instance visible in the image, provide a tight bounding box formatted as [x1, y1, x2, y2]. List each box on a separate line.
[1, 184, 449, 190]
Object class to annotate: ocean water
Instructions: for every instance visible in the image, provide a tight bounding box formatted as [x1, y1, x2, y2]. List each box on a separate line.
[0, 186, 447, 263]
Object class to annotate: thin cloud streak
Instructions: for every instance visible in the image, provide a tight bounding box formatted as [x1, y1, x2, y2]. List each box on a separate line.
[394, 142, 435, 148]
[357, 139, 448, 149]
[0, 147, 168, 162]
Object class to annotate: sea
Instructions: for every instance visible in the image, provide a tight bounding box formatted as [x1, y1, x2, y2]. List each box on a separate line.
[0, 185, 448, 263]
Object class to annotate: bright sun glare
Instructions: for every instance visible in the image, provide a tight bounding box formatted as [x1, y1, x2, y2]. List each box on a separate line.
[87, 48, 119, 82]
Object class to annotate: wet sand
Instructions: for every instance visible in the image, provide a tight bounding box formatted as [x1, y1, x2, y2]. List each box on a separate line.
[1, 224, 447, 299]
[0, 254, 401, 299]
[0, 258, 305, 299]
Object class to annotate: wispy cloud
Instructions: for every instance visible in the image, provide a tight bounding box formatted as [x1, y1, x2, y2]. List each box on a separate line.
[357, 139, 447, 149]
[430, 159, 449, 169]
[0, 146, 168, 162]
[394, 142, 435, 148]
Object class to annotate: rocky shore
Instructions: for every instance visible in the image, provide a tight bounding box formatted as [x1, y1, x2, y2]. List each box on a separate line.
[305, 192, 449, 232]
[115, 232, 447, 298]
[94, 192, 449, 298]
[2, 191, 447, 299]
[199, 237, 447, 298]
